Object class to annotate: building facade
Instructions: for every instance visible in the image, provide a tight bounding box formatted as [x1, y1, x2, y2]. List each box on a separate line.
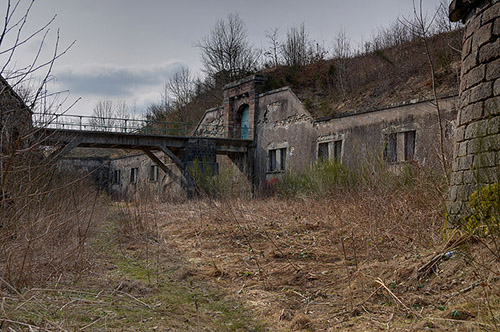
[197, 76, 458, 190]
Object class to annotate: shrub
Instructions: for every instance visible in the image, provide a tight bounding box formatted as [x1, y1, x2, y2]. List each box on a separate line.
[464, 182, 500, 235]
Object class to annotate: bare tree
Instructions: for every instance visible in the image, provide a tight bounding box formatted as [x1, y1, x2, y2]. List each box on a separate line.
[0, 1, 103, 290]
[402, 0, 449, 181]
[281, 23, 309, 67]
[90, 100, 115, 131]
[166, 67, 194, 111]
[332, 28, 351, 99]
[196, 13, 260, 85]
[264, 27, 281, 68]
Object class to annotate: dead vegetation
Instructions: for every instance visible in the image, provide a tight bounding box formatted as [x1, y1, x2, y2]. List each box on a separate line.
[1, 164, 499, 331]
[133, 173, 500, 331]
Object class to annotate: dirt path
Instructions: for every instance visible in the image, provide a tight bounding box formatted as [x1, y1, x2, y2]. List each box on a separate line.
[0, 206, 268, 331]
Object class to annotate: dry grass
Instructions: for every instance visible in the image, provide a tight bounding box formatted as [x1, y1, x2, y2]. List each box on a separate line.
[142, 186, 500, 331]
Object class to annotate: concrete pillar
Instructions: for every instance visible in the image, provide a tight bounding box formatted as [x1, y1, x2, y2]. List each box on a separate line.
[448, 0, 500, 224]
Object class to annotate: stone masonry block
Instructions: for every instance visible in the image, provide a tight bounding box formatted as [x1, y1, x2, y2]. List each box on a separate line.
[459, 141, 468, 156]
[462, 52, 478, 74]
[494, 17, 500, 36]
[458, 155, 474, 170]
[462, 35, 473, 60]
[462, 64, 486, 90]
[463, 170, 475, 185]
[475, 165, 500, 184]
[449, 201, 463, 215]
[466, 12, 483, 38]
[483, 134, 500, 151]
[458, 183, 472, 200]
[487, 116, 500, 135]
[479, 38, 500, 63]
[455, 125, 467, 142]
[465, 119, 489, 139]
[470, 81, 493, 103]
[482, 3, 500, 24]
[467, 135, 499, 154]
[449, 184, 458, 200]
[460, 89, 472, 108]
[486, 58, 500, 81]
[495, 78, 500, 95]
[474, 151, 499, 168]
[453, 171, 464, 186]
[484, 97, 500, 115]
[473, 23, 493, 49]
[459, 102, 484, 125]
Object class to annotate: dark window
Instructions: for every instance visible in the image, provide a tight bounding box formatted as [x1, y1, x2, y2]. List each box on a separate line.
[318, 142, 329, 162]
[404, 131, 416, 161]
[112, 170, 121, 184]
[280, 148, 286, 171]
[268, 147, 286, 172]
[149, 165, 159, 182]
[268, 149, 276, 172]
[333, 141, 342, 162]
[384, 133, 397, 163]
[130, 167, 139, 183]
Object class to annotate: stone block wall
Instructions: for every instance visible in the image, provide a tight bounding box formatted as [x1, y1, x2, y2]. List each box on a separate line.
[448, 0, 500, 224]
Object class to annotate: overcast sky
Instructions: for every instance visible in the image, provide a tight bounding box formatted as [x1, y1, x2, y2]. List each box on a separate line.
[2, 0, 446, 116]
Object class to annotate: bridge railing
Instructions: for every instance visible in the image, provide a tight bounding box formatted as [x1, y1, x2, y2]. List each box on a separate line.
[32, 113, 251, 139]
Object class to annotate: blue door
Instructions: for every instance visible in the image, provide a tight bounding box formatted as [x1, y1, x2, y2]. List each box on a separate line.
[240, 105, 249, 139]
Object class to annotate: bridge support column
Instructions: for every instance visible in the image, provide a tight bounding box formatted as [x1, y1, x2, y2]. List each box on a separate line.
[228, 149, 254, 195]
[157, 144, 199, 198]
[141, 148, 186, 189]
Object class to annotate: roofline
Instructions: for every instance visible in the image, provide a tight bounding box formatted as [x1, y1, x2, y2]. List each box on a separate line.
[0, 74, 31, 112]
[315, 94, 459, 123]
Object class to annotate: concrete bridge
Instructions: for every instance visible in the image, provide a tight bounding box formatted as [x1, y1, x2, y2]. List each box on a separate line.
[34, 113, 252, 196]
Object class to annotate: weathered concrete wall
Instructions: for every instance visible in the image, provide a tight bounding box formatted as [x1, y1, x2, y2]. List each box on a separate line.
[108, 152, 183, 199]
[448, 0, 500, 224]
[315, 97, 458, 169]
[254, 88, 315, 187]
[59, 158, 110, 191]
[253, 85, 457, 188]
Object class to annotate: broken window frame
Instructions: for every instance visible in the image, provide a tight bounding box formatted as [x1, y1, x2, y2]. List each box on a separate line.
[384, 130, 416, 163]
[268, 147, 287, 173]
[384, 133, 398, 163]
[317, 140, 343, 163]
[112, 169, 121, 185]
[404, 130, 416, 161]
[149, 165, 159, 182]
[130, 167, 139, 183]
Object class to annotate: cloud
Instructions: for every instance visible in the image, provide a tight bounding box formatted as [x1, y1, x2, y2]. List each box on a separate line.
[54, 61, 187, 97]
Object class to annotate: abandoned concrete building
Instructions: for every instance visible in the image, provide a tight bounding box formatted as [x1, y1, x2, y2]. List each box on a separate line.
[62, 73, 459, 198]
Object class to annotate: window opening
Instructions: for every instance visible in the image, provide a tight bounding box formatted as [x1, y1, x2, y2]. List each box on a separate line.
[384, 133, 397, 163]
[130, 167, 139, 183]
[112, 170, 121, 184]
[268, 147, 286, 172]
[318, 142, 329, 162]
[333, 141, 342, 162]
[404, 131, 416, 161]
[149, 165, 159, 182]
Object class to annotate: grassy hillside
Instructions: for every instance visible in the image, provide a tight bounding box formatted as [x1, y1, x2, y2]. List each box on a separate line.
[259, 29, 463, 119]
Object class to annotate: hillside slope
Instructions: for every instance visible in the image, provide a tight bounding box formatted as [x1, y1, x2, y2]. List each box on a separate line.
[258, 29, 463, 119]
